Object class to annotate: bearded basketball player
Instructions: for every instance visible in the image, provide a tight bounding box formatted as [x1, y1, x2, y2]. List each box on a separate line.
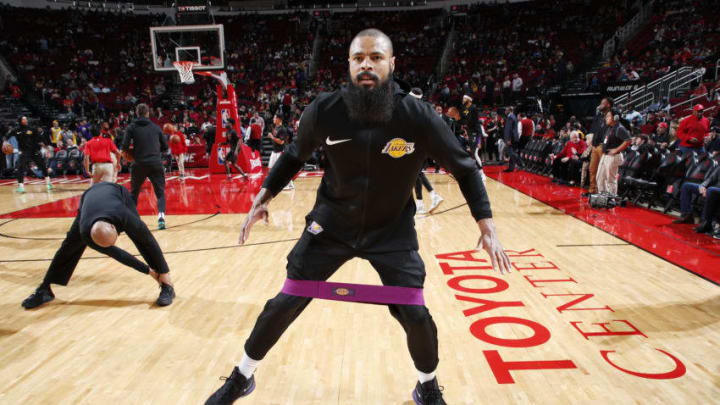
[204, 29, 511, 405]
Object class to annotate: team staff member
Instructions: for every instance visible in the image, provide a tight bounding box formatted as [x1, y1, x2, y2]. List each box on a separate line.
[84, 124, 121, 184]
[223, 118, 249, 179]
[121, 104, 169, 230]
[596, 111, 631, 196]
[267, 114, 293, 190]
[205, 28, 511, 405]
[14, 116, 52, 193]
[583, 97, 613, 196]
[21, 182, 175, 309]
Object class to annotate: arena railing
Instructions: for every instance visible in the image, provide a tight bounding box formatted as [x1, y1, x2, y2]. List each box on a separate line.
[615, 66, 692, 108]
[602, 0, 655, 61]
[668, 68, 706, 99]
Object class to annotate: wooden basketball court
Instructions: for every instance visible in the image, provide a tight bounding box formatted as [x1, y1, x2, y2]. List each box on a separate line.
[0, 172, 718, 404]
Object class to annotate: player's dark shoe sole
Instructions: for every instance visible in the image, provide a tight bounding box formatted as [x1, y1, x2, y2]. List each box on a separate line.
[205, 367, 255, 405]
[22, 288, 55, 309]
[156, 283, 175, 306]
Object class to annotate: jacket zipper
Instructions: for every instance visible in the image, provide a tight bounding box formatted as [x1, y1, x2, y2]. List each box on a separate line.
[354, 129, 371, 248]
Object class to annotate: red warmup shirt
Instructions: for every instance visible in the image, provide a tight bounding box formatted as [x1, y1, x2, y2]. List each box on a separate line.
[677, 115, 710, 147]
[250, 123, 263, 140]
[520, 118, 534, 138]
[169, 131, 188, 155]
[85, 137, 118, 163]
[557, 140, 587, 159]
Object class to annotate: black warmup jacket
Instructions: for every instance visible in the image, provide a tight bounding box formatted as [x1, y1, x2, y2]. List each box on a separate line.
[73, 183, 168, 274]
[15, 125, 44, 154]
[121, 117, 168, 165]
[263, 81, 492, 252]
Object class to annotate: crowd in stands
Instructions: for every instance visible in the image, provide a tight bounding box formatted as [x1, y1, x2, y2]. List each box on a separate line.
[435, 0, 635, 107]
[592, 0, 720, 87]
[0, 6, 170, 122]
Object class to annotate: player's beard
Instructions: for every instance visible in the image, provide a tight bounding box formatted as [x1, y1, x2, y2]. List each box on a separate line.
[343, 71, 395, 126]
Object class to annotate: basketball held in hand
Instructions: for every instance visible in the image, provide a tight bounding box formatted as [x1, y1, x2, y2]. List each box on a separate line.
[122, 147, 134, 162]
[170, 134, 181, 145]
[2, 142, 13, 155]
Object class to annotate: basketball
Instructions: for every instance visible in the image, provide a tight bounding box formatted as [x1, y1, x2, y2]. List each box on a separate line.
[163, 123, 176, 134]
[447, 107, 460, 120]
[122, 147, 134, 162]
[2, 142, 12, 155]
[170, 134, 181, 145]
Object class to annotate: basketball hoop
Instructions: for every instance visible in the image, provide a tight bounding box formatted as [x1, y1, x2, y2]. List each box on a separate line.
[173, 61, 197, 84]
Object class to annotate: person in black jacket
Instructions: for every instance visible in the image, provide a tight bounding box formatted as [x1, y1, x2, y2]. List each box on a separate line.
[121, 103, 169, 230]
[503, 106, 521, 172]
[21, 182, 175, 309]
[14, 116, 52, 193]
[205, 28, 511, 405]
[460, 94, 479, 147]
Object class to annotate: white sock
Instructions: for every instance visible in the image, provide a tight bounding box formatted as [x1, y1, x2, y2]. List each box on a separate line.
[18, 183, 24, 189]
[158, 212, 165, 219]
[429, 190, 437, 199]
[45, 177, 51, 185]
[237, 352, 260, 379]
[418, 370, 436, 384]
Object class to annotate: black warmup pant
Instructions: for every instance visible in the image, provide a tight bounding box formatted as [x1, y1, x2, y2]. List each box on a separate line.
[414, 173, 434, 201]
[130, 163, 166, 214]
[506, 141, 521, 170]
[553, 159, 583, 183]
[41, 216, 161, 287]
[248, 138, 262, 153]
[244, 229, 439, 373]
[703, 188, 720, 224]
[17, 152, 48, 183]
[485, 135, 498, 161]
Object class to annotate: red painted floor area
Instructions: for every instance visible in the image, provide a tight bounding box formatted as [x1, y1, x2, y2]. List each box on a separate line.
[0, 169, 264, 219]
[484, 165, 720, 284]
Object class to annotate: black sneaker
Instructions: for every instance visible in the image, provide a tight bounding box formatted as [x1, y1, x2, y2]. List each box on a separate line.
[205, 367, 256, 405]
[22, 286, 55, 309]
[156, 283, 175, 306]
[158, 218, 166, 230]
[412, 378, 446, 405]
[695, 221, 712, 234]
[713, 229, 720, 240]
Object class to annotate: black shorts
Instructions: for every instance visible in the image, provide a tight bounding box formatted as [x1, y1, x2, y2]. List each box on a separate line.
[287, 226, 426, 288]
[224, 150, 236, 163]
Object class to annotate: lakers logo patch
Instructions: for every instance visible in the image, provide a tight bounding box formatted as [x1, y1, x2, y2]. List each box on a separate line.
[333, 288, 355, 297]
[307, 221, 324, 235]
[381, 138, 415, 158]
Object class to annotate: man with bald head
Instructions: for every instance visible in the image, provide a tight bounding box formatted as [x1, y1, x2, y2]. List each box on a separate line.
[205, 28, 509, 405]
[21, 182, 175, 309]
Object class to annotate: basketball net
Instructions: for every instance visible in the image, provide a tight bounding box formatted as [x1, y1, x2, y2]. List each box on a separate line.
[173, 61, 197, 84]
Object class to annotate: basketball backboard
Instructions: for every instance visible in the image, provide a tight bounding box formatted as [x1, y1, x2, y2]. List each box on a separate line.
[150, 24, 225, 72]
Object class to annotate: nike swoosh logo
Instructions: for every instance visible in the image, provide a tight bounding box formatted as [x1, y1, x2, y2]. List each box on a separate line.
[326, 137, 352, 146]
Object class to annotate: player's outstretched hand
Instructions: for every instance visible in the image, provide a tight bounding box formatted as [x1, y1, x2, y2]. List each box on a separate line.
[476, 219, 512, 275]
[239, 203, 269, 244]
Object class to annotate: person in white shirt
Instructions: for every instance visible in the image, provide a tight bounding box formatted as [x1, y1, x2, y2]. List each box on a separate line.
[511, 73, 523, 103]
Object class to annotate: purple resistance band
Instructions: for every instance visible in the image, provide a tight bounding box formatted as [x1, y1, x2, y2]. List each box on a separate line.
[281, 279, 425, 306]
